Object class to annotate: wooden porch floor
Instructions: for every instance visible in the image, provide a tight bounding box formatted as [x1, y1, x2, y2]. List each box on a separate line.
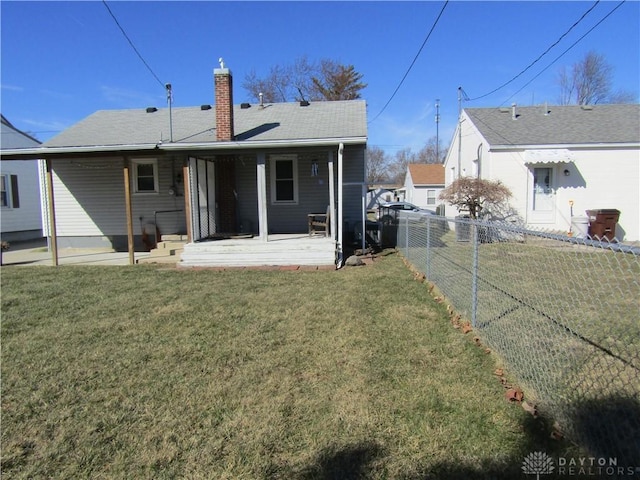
[179, 234, 336, 268]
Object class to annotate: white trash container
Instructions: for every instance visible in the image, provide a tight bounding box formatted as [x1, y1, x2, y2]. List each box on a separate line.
[571, 216, 589, 238]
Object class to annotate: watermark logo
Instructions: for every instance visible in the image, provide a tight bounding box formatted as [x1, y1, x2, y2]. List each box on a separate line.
[522, 451, 640, 477]
[522, 451, 555, 479]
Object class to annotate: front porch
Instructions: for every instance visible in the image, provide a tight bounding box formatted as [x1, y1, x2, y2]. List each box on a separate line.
[179, 234, 336, 268]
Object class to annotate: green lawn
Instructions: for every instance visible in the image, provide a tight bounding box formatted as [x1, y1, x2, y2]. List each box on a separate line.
[1, 253, 572, 479]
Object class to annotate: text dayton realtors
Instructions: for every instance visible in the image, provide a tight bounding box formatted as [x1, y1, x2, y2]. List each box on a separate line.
[557, 456, 637, 477]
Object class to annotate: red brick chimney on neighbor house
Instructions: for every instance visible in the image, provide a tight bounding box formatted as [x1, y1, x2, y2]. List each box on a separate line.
[214, 60, 234, 141]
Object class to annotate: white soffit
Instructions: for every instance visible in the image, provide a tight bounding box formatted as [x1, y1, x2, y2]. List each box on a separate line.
[524, 149, 574, 164]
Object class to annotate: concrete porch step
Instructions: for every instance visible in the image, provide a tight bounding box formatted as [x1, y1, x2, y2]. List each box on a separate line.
[148, 235, 187, 261]
[161, 234, 188, 242]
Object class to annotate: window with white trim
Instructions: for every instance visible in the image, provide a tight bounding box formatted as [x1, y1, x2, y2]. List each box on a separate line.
[132, 159, 159, 194]
[270, 154, 298, 204]
[0, 174, 19, 208]
[426, 189, 436, 205]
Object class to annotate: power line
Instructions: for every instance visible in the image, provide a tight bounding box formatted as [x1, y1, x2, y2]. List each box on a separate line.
[468, 0, 601, 102]
[500, 0, 626, 106]
[369, 1, 449, 124]
[102, 0, 164, 88]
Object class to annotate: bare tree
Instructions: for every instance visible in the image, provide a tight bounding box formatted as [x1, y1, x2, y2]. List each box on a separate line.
[243, 56, 366, 103]
[439, 177, 512, 219]
[387, 148, 415, 185]
[557, 51, 636, 105]
[310, 61, 367, 101]
[415, 135, 447, 164]
[366, 146, 391, 184]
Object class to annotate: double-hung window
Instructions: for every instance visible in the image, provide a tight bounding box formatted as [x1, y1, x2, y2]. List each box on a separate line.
[131, 159, 159, 194]
[0, 174, 19, 208]
[270, 154, 298, 204]
[426, 189, 436, 205]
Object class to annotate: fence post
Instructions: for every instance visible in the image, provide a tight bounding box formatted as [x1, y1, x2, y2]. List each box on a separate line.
[426, 216, 431, 279]
[471, 221, 479, 328]
[405, 214, 409, 255]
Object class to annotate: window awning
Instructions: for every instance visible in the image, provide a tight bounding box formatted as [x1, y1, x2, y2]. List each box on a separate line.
[524, 149, 574, 164]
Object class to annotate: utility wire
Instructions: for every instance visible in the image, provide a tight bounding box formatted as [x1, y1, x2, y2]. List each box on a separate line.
[500, 0, 626, 106]
[369, 0, 449, 124]
[468, 0, 601, 102]
[102, 0, 164, 88]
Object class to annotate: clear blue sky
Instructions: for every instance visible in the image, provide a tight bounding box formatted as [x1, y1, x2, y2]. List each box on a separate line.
[1, 1, 638, 156]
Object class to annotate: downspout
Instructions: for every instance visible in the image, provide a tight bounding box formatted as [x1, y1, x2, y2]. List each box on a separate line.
[337, 143, 344, 268]
[328, 150, 336, 245]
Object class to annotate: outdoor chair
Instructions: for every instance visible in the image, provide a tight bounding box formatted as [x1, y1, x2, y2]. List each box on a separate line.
[308, 206, 330, 237]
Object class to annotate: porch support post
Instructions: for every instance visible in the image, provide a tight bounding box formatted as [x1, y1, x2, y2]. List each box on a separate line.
[183, 159, 192, 243]
[45, 158, 59, 266]
[337, 143, 344, 264]
[327, 151, 336, 241]
[256, 151, 268, 242]
[123, 157, 135, 265]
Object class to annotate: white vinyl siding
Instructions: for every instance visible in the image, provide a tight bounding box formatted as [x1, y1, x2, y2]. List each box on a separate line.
[0, 175, 9, 207]
[49, 158, 185, 239]
[0, 161, 42, 236]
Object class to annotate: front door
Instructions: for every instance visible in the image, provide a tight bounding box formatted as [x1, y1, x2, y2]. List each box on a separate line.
[528, 166, 556, 224]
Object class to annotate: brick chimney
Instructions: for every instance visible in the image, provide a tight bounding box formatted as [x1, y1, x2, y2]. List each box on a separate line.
[214, 65, 234, 141]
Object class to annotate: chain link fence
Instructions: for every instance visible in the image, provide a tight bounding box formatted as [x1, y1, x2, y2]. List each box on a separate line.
[395, 212, 640, 464]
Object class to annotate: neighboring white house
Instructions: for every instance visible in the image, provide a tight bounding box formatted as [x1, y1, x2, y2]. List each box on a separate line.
[0, 115, 43, 242]
[403, 163, 445, 209]
[443, 104, 640, 242]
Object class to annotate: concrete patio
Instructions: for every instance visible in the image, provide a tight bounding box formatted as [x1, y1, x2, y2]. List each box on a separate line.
[0, 239, 154, 267]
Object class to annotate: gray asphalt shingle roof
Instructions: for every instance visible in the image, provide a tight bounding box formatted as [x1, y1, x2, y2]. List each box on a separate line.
[43, 100, 367, 148]
[465, 104, 640, 147]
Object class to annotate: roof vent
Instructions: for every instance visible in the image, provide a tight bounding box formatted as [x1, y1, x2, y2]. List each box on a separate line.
[300, 100, 310, 107]
[146, 107, 158, 113]
[581, 105, 594, 111]
[241, 103, 251, 109]
[200, 104, 212, 110]
[499, 107, 510, 113]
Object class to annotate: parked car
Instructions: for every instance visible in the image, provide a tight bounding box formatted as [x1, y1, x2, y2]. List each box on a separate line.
[377, 202, 435, 221]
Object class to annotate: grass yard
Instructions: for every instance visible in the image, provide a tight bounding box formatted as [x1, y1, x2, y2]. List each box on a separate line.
[1, 253, 572, 479]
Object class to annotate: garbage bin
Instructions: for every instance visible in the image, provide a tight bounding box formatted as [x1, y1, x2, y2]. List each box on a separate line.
[455, 215, 471, 242]
[586, 209, 620, 241]
[571, 216, 589, 238]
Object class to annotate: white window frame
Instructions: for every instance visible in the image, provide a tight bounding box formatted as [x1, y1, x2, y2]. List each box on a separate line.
[426, 189, 436, 205]
[131, 158, 159, 194]
[1, 174, 9, 208]
[0, 174, 18, 209]
[270, 154, 298, 204]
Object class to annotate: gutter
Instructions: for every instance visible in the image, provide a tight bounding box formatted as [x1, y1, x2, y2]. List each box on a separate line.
[489, 142, 640, 151]
[0, 136, 368, 161]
